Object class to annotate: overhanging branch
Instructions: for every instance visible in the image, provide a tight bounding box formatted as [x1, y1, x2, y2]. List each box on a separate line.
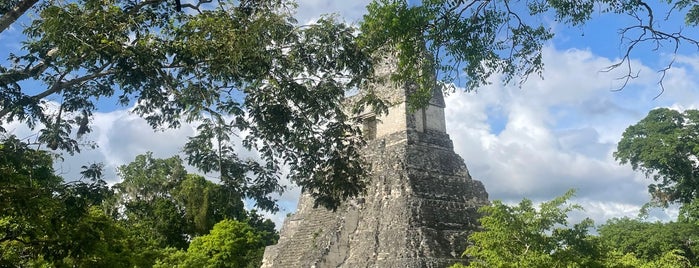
[603, 1, 699, 95]
[0, 0, 39, 34]
[0, 68, 117, 120]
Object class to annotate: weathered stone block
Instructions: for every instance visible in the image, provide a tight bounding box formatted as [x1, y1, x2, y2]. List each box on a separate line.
[262, 130, 489, 268]
[262, 54, 489, 267]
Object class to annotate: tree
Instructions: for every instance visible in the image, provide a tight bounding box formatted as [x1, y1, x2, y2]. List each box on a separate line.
[0, 0, 371, 211]
[0, 138, 276, 266]
[452, 191, 697, 268]
[154, 219, 273, 268]
[0, 135, 65, 266]
[110, 152, 277, 266]
[113, 153, 192, 249]
[115, 152, 187, 203]
[455, 190, 604, 267]
[49, 207, 139, 268]
[678, 198, 699, 223]
[604, 249, 693, 268]
[597, 217, 699, 266]
[615, 108, 699, 207]
[0, 136, 131, 266]
[174, 174, 247, 236]
[113, 153, 251, 249]
[3, 0, 699, 211]
[359, 0, 699, 107]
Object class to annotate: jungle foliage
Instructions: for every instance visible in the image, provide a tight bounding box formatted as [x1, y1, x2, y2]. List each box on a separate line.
[454, 190, 699, 268]
[0, 137, 277, 267]
[1, 0, 698, 211]
[3, 0, 699, 266]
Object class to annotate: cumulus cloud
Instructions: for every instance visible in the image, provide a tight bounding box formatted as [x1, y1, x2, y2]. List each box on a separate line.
[445, 46, 695, 225]
[2, 109, 197, 183]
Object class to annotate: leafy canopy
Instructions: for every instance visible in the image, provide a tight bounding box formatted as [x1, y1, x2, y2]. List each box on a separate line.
[2, 0, 699, 211]
[597, 217, 699, 266]
[456, 189, 603, 267]
[0, 0, 372, 210]
[615, 108, 699, 207]
[154, 219, 272, 268]
[358, 0, 699, 107]
[0, 136, 127, 267]
[1, 143, 279, 267]
[110, 153, 277, 249]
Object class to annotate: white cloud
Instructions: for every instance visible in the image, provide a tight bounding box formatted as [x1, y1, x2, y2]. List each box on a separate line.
[445, 45, 699, 226]
[294, 0, 372, 24]
[44, 109, 196, 183]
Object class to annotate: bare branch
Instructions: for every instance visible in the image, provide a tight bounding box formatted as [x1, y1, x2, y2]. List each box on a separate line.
[180, 0, 213, 13]
[603, 1, 699, 94]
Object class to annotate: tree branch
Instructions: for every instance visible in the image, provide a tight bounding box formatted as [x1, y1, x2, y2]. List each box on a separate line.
[0, 48, 58, 87]
[602, 1, 699, 94]
[0, 62, 48, 87]
[0, 0, 39, 34]
[0, 68, 116, 120]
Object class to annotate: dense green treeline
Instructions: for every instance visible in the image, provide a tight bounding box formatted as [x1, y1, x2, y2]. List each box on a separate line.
[6, 130, 699, 268]
[453, 190, 699, 268]
[454, 108, 699, 268]
[0, 136, 277, 267]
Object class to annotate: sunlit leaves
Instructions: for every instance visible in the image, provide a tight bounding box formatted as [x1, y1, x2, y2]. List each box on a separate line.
[2, 0, 374, 211]
[155, 219, 272, 268]
[172, 11, 372, 210]
[459, 190, 602, 267]
[0, 136, 117, 266]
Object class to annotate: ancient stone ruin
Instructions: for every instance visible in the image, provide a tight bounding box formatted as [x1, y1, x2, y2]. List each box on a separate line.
[261, 56, 489, 268]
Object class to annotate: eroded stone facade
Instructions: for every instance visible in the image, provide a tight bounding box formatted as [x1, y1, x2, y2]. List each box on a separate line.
[261, 55, 489, 268]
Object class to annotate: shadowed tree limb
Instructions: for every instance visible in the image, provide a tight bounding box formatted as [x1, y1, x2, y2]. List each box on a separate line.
[0, 0, 39, 33]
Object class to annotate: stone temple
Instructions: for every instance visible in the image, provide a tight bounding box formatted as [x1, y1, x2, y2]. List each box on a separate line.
[261, 56, 489, 268]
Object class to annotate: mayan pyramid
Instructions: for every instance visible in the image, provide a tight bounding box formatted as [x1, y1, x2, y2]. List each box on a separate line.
[261, 54, 489, 268]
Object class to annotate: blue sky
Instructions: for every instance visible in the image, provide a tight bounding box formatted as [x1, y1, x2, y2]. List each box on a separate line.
[2, 1, 699, 227]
